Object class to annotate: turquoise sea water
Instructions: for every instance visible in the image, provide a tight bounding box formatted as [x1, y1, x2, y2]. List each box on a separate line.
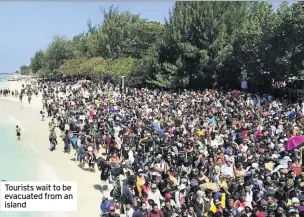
[0, 74, 38, 217]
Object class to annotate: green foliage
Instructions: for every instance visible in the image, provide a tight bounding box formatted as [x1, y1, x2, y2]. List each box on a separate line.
[44, 36, 75, 74]
[19, 65, 31, 75]
[21, 2, 304, 90]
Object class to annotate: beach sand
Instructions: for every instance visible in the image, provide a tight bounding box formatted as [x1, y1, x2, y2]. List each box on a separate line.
[0, 80, 105, 217]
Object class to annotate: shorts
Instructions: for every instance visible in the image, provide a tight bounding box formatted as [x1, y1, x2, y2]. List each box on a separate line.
[79, 153, 86, 159]
[17, 132, 21, 137]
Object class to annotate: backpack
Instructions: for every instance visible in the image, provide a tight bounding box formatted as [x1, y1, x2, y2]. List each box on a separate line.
[100, 200, 113, 213]
[111, 167, 124, 177]
[97, 157, 108, 171]
[71, 136, 77, 146]
[110, 180, 123, 200]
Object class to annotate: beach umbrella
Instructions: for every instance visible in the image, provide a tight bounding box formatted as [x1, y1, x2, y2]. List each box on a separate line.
[200, 183, 219, 192]
[285, 136, 304, 151]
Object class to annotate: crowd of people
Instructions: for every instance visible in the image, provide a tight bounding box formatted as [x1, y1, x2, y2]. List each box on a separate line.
[0, 82, 38, 104]
[7, 77, 304, 217]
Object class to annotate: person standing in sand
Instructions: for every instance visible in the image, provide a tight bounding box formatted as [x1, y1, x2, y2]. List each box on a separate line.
[19, 93, 23, 102]
[16, 125, 21, 140]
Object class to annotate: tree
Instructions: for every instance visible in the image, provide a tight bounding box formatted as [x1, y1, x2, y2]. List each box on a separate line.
[19, 65, 31, 75]
[44, 36, 75, 74]
[154, 2, 250, 88]
[20, 3, 304, 91]
[30, 50, 45, 73]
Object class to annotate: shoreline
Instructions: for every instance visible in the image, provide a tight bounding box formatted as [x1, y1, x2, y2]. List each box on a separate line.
[0, 89, 102, 217]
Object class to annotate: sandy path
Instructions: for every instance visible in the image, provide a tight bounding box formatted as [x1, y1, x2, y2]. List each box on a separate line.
[0, 96, 104, 217]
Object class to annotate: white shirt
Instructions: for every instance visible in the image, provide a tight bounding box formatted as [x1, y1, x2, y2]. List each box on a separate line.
[148, 190, 164, 208]
[221, 164, 234, 177]
[128, 150, 134, 164]
[210, 139, 219, 148]
[126, 207, 134, 217]
[113, 126, 121, 138]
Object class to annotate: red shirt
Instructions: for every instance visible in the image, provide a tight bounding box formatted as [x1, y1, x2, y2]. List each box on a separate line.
[291, 163, 302, 176]
[148, 210, 163, 217]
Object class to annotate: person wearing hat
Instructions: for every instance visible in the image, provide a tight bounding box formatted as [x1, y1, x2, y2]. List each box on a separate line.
[221, 158, 234, 177]
[104, 205, 119, 217]
[175, 184, 187, 209]
[288, 197, 300, 214]
[148, 183, 164, 209]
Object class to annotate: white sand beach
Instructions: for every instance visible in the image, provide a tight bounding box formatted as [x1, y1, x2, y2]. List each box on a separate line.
[0, 79, 105, 217]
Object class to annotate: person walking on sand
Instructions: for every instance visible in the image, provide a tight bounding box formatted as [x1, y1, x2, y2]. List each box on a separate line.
[40, 110, 45, 121]
[28, 94, 32, 104]
[16, 125, 21, 140]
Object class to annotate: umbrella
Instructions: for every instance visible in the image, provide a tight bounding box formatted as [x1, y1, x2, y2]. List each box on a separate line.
[200, 183, 219, 192]
[285, 136, 304, 151]
[169, 176, 178, 186]
[233, 90, 241, 94]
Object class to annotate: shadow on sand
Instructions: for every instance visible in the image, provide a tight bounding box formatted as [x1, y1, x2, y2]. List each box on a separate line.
[93, 184, 103, 192]
[76, 163, 96, 172]
[93, 184, 109, 192]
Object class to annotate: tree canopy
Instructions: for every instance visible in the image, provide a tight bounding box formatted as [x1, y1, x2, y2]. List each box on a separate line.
[20, 2, 304, 90]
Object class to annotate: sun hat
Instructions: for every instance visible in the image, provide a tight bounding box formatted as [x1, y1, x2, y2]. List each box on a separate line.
[292, 197, 300, 204]
[180, 184, 186, 190]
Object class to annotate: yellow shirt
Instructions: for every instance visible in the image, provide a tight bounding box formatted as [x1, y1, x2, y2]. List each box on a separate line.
[136, 177, 145, 197]
[197, 130, 205, 136]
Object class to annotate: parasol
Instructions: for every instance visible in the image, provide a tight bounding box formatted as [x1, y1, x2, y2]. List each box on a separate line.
[285, 136, 304, 151]
[200, 182, 219, 192]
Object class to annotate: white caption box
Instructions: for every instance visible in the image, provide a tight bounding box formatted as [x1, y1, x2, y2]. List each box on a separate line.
[0, 181, 77, 211]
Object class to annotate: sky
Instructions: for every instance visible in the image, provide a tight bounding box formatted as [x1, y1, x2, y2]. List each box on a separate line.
[0, 2, 175, 73]
[0, 2, 283, 74]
